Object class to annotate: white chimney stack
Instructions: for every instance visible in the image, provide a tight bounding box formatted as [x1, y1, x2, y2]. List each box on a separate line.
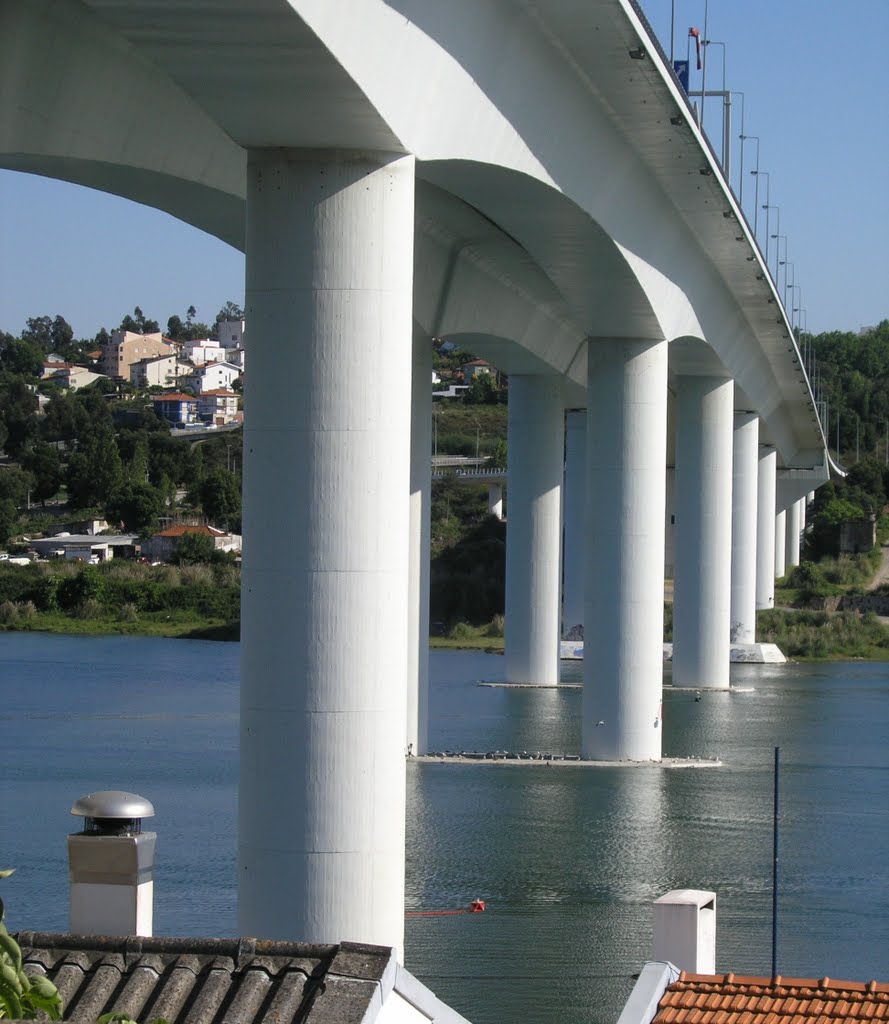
[652, 889, 716, 974]
[67, 791, 156, 937]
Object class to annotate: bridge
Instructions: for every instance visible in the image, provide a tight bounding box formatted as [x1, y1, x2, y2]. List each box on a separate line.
[1, 0, 830, 955]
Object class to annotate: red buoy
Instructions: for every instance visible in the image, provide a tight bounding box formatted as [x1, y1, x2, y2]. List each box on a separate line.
[470, 898, 486, 913]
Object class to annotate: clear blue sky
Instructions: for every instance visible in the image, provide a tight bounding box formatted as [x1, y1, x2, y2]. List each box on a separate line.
[0, 0, 885, 340]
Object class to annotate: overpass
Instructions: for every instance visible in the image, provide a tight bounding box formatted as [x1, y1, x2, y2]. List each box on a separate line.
[1, 0, 829, 955]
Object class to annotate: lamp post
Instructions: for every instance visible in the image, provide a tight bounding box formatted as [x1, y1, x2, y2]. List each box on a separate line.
[702, 39, 727, 164]
[731, 91, 745, 199]
[739, 133, 758, 215]
[750, 168, 768, 240]
[763, 203, 778, 275]
[773, 235, 788, 294]
[782, 260, 795, 326]
[768, 208, 782, 281]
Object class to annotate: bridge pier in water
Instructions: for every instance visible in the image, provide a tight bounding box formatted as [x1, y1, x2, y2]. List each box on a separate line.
[756, 447, 777, 609]
[672, 376, 733, 690]
[583, 339, 667, 761]
[239, 149, 413, 953]
[504, 376, 565, 685]
[775, 508, 787, 579]
[731, 413, 760, 644]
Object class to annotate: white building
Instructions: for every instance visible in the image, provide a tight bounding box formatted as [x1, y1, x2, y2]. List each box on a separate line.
[130, 353, 191, 389]
[181, 337, 227, 365]
[187, 360, 242, 393]
[198, 389, 240, 424]
[216, 317, 245, 349]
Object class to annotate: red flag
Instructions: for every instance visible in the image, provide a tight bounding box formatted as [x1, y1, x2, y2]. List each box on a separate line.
[689, 26, 702, 70]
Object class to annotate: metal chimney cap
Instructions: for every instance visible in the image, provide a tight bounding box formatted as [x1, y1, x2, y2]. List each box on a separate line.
[71, 791, 155, 819]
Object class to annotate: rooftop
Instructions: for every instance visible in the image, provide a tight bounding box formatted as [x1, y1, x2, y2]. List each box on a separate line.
[654, 971, 889, 1024]
[14, 932, 392, 1024]
[155, 524, 227, 538]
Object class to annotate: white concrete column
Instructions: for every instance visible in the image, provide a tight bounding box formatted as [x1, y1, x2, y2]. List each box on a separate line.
[664, 466, 676, 579]
[505, 376, 564, 684]
[584, 339, 667, 761]
[408, 328, 432, 756]
[673, 376, 733, 690]
[785, 499, 802, 568]
[730, 413, 759, 644]
[775, 509, 787, 579]
[239, 149, 414, 953]
[756, 447, 777, 609]
[487, 482, 503, 519]
[562, 409, 586, 636]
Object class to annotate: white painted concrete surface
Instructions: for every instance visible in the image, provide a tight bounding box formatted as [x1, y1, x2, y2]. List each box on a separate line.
[785, 499, 802, 568]
[562, 409, 586, 634]
[487, 482, 503, 520]
[239, 150, 414, 953]
[775, 509, 787, 579]
[730, 413, 759, 644]
[584, 339, 667, 761]
[69, 881, 154, 938]
[505, 376, 564, 685]
[756, 448, 777, 609]
[408, 330, 432, 756]
[652, 889, 717, 974]
[673, 376, 733, 690]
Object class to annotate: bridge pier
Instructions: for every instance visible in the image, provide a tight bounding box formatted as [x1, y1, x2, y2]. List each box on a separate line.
[562, 409, 587, 636]
[408, 329, 432, 755]
[785, 499, 802, 569]
[239, 149, 414, 953]
[730, 413, 759, 643]
[756, 447, 777, 609]
[487, 482, 504, 520]
[583, 339, 667, 761]
[775, 508, 787, 579]
[673, 376, 733, 690]
[505, 376, 564, 684]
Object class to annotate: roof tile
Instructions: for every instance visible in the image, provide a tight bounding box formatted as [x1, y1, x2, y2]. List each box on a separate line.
[653, 972, 889, 1024]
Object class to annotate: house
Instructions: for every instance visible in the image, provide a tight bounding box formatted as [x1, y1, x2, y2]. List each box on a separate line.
[462, 358, 492, 381]
[225, 345, 246, 371]
[185, 360, 242, 393]
[27, 533, 139, 562]
[180, 337, 227, 366]
[100, 330, 179, 380]
[197, 389, 239, 425]
[617, 889, 889, 1024]
[140, 523, 241, 562]
[130, 353, 191, 389]
[216, 316, 245, 349]
[48, 364, 107, 391]
[151, 392, 199, 426]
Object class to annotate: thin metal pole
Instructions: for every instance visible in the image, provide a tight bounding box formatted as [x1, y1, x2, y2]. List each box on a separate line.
[700, 0, 709, 129]
[671, 0, 676, 63]
[772, 746, 780, 979]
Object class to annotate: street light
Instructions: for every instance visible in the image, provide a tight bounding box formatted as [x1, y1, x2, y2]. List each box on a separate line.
[767, 207, 781, 281]
[731, 91, 745, 199]
[739, 133, 759, 214]
[750, 168, 768, 239]
[702, 39, 727, 164]
[762, 203, 778, 273]
[773, 234, 787, 293]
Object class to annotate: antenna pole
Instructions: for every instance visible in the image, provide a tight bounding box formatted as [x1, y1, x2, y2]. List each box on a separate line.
[772, 746, 780, 978]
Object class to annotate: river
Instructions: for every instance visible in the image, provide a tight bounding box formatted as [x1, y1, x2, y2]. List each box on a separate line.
[1, 634, 887, 1024]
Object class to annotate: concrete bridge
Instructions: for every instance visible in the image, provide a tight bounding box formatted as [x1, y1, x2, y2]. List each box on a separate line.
[1, 0, 829, 955]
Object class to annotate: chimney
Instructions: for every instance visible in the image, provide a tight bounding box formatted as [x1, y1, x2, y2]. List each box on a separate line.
[652, 889, 716, 974]
[67, 791, 156, 937]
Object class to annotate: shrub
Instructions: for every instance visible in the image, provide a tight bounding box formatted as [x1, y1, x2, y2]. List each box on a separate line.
[76, 597, 103, 620]
[448, 621, 475, 639]
[485, 614, 504, 637]
[118, 603, 139, 623]
[15, 600, 36, 621]
[0, 600, 19, 625]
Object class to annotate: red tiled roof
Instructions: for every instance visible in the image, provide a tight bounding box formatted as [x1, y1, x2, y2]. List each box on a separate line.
[155, 525, 226, 538]
[654, 972, 889, 1023]
[151, 393, 197, 402]
[200, 389, 238, 397]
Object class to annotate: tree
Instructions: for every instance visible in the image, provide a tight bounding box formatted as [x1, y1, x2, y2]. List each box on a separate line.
[198, 467, 241, 530]
[172, 532, 218, 564]
[22, 442, 63, 505]
[66, 426, 123, 509]
[105, 481, 163, 533]
[0, 376, 39, 457]
[0, 467, 34, 507]
[463, 372, 498, 405]
[215, 300, 244, 324]
[491, 438, 508, 469]
[0, 498, 17, 545]
[0, 337, 44, 378]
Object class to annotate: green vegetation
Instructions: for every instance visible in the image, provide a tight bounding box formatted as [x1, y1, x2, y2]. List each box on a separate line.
[756, 609, 889, 660]
[0, 561, 239, 640]
[0, 870, 62, 1020]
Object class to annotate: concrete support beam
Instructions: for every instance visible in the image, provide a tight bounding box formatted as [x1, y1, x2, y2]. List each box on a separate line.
[562, 409, 586, 636]
[785, 499, 802, 570]
[730, 413, 759, 644]
[756, 447, 777, 609]
[583, 339, 667, 761]
[239, 149, 414, 953]
[673, 376, 733, 690]
[408, 329, 432, 756]
[775, 509, 787, 579]
[505, 376, 564, 684]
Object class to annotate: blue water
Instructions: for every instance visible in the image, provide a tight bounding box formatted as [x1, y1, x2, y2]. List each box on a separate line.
[1, 634, 888, 1024]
